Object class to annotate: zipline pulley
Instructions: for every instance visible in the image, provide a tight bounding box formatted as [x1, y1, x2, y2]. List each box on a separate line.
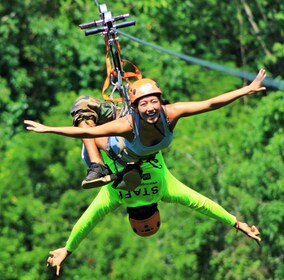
[79, 3, 141, 108]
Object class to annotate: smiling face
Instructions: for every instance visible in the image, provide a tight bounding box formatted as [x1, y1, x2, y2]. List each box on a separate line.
[137, 94, 162, 124]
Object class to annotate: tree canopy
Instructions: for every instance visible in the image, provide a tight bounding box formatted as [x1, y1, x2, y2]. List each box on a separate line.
[1, 0, 283, 279]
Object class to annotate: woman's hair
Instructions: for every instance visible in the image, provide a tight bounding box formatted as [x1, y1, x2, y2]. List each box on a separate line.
[161, 96, 170, 105]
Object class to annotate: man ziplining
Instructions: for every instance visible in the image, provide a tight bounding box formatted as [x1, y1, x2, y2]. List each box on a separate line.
[45, 152, 261, 276]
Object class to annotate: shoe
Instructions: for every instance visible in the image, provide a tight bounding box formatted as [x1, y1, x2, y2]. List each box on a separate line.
[115, 164, 142, 191]
[81, 163, 117, 189]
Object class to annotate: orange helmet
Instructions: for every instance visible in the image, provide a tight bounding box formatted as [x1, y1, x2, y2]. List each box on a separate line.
[127, 203, 161, 237]
[129, 78, 162, 104]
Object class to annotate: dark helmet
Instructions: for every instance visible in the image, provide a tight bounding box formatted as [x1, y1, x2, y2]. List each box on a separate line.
[127, 203, 161, 237]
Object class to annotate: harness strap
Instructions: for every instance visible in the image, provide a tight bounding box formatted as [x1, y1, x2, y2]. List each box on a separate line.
[102, 38, 142, 102]
[139, 154, 162, 169]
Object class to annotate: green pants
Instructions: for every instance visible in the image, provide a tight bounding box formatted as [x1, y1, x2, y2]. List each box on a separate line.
[66, 152, 236, 252]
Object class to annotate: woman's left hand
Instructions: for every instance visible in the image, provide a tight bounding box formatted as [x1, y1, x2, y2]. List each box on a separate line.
[247, 68, 267, 94]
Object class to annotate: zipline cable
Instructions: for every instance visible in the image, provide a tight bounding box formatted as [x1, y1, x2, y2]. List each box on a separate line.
[117, 30, 284, 90]
[94, 0, 100, 9]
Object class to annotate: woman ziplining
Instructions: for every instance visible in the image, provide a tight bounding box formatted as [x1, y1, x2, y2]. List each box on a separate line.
[24, 68, 267, 190]
[45, 152, 261, 276]
[24, 3, 267, 190]
[25, 2, 265, 189]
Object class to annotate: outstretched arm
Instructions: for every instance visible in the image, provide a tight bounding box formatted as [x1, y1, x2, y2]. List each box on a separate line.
[168, 68, 267, 119]
[24, 117, 131, 138]
[46, 186, 121, 276]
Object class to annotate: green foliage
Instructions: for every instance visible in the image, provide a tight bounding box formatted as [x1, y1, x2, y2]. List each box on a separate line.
[1, 0, 283, 279]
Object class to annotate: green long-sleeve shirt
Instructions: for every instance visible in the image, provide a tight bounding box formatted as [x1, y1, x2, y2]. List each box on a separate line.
[66, 152, 236, 252]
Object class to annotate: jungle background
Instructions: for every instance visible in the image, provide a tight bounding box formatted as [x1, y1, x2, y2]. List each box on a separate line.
[0, 0, 283, 279]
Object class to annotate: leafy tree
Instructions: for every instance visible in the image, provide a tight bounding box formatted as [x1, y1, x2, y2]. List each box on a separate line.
[1, 0, 283, 279]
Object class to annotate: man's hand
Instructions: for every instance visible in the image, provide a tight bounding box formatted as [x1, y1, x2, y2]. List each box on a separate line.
[237, 222, 261, 246]
[47, 247, 71, 276]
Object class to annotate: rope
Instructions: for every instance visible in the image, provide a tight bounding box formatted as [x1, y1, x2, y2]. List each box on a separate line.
[117, 30, 284, 90]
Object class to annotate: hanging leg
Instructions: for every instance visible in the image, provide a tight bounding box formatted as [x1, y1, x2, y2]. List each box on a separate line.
[79, 119, 117, 189]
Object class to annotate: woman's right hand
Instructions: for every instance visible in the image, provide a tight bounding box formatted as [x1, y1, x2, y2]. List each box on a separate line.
[24, 120, 49, 133]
